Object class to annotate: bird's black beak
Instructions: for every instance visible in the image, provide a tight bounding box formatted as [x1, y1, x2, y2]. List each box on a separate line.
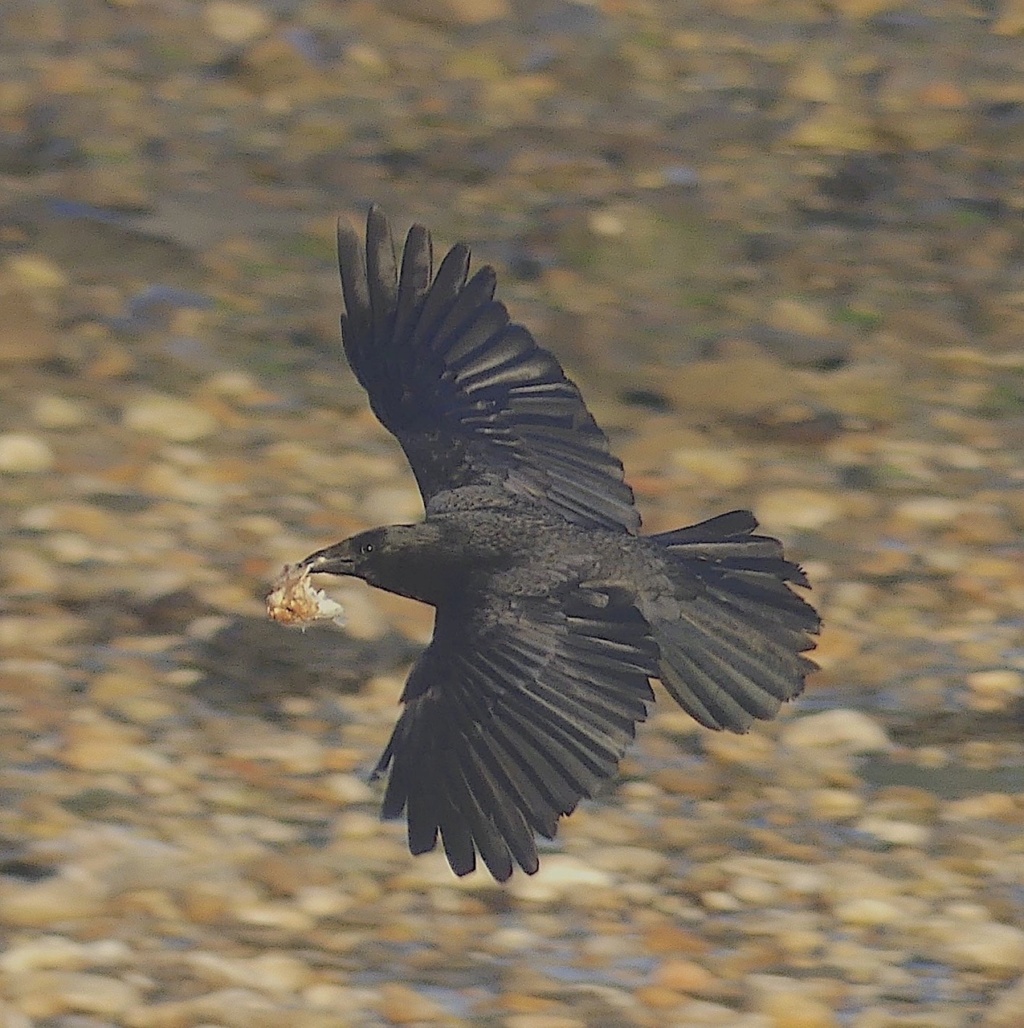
[298, 544, 355, 576]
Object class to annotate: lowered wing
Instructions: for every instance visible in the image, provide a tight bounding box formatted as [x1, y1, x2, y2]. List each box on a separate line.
[372, 586, 659, 880]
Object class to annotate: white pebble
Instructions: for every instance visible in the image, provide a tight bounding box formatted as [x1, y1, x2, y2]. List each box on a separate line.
[894, 496, 967, 525]
[968, 669, 1024, 701]
[757, 488, 844, 530]
[508, 854, 612, 903]
[0, 433, 54, 473]
[8, 970, 139, 1017]
[323, 773, 375, 805]
[834, 897, 904, 926]
[945, 922, 1024, 974]
[856, 816, 931, 847]
[123, 394, 217, 442]
[781, 709, 891, 754]
[204, 0, 271, 44]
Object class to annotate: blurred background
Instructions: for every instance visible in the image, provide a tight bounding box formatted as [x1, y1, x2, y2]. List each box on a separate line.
[1, 1, 1023, 1025]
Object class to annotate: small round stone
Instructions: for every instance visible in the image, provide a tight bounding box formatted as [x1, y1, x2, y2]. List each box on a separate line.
[0, 876, 105, 928]
[894, 496, 967, 526]
[0, 433, 54, 473]
[376, 982, 447, 1024]
[508, 855, 613, 903]
[756, 488, 846, 531]
[123, 394, 218, 442]
[781, 709, 891, 754]
[32, 395, 96, 428]
[204, 1, 272, 44]
[967, 669, 1024, 708]
[944, 922, 1024, 974]
[10, 970, 140, 1018]
[834, 897, 904, 927]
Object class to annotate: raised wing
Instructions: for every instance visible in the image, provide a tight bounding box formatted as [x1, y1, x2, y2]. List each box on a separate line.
[371, 587, 659, 880]
[337, 206, 641, 533]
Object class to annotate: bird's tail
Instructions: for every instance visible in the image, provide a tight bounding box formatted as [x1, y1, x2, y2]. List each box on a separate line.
[643, 510, 819, 732]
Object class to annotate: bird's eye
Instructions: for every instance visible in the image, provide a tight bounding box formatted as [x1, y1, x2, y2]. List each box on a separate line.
[360, 542, 374, 555]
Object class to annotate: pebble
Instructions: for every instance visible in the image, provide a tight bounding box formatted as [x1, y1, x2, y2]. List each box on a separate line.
[781, 710, 892, 754]
[321, 772, 375, 804]
[504, 1017, 585, 1028]
[8, 971, 141, 1018]
[203, 0, 271, 44]
[670, 447, 750, 488]
[375, 982, 448, 1024]
[0, 548, 59, 593]
[0, 936, 129, 974]
[788, 104, 875, 150]
[789, 61, 839, 104]
[123, 988, 279, 1028]
[893, 496, 968, 527]
[756, 488, 845, 531]
[508, 855, 613, 903]
[0, 289, 60, 363]
[809, 788, 864, 821]
[767, 298, 833, 338]
[966, 669, 1024, 710]
[139, 462, 226, 505]
[187, 951, 312, 995]
[755, 991, 838, 1028]
[854, 817, 931, 848]
[0, 433, 55, 474]
[294, 885, 355, 918]
[31, 394, 96, 429]
[5, 254, 66, 289]
[729, 875, 780, 906]
[670, 999, 772, 1026]
[702, 727, 776, 766]
[942, 921, 1024, 975]
[60, 713, 168, 774]
[586, 846, 669, 879]
[833, 897, 904, 927]
[0, 874, 106, 928]
[232, 900, 316, 933]
[944, 793, 1019, 821]
[226, 729, 325, 773]
[122, 394, 218, 442]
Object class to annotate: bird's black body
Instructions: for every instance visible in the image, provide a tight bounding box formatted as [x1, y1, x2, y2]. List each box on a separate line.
[296, 207, 820, 881]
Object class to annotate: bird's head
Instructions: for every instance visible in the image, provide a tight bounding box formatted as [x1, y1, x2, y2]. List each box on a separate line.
[299, 527, 387, 579]
[297, 523, 446, 602]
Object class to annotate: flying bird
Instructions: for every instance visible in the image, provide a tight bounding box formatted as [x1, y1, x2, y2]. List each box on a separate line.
[286, 206, 819, 881]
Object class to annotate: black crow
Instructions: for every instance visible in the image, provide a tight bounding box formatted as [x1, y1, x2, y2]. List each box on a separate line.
[288, 206, 819, 881]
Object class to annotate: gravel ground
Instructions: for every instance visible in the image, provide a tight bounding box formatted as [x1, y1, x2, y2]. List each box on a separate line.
[1, 1, 1023, 1026]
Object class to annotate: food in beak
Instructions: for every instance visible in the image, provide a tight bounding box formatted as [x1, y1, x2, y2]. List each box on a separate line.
[266, 562, 346, 628]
